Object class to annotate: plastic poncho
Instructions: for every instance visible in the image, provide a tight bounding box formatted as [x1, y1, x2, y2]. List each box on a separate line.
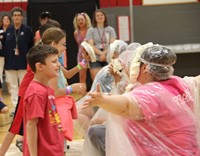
[74, 66, 114, 138]
[104, 76, 200, 156]
[81, 50, 140, 156]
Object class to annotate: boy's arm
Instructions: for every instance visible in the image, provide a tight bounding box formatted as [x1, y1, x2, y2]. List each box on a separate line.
[26, 118, 39, 156]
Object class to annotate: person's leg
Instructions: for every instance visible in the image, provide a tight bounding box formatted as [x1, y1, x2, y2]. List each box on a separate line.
[0, 80, 9, 114]
[90, 68, 101, 81]
[0, 100, 8, 114]
[0, 88, 2, 100]
[79, 68, 87, 84]
[4, 70, 11, 95]
[75, 113, 91, 137]
[0, 57, 4, 83]
[15, 136, 23, 152]
[89, 61, 102, 80]
[0, 132, 16, 156]
[6, 70, 18, 106]
[17, 70, 26, 84]
[8, 96, 24, 152]
[0, 79, 2, 99]
[88, 124, 106, 156]
[63, 139, 70, 154]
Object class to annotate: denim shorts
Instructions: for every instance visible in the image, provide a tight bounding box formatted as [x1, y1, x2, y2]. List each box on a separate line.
[89, 61, 108, 69]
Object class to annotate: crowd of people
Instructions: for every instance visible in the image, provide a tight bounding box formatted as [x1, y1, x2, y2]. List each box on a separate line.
[0, 6, 200, 156]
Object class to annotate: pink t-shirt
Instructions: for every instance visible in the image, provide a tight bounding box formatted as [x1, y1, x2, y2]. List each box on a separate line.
[125, 76, 199, 155]
[23, 81, 64, 156]
[55, 95, 78, 141]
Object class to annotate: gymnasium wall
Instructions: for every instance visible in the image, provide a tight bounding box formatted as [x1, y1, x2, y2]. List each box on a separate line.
[0, 1, 200, 81]
[102, 3, 200, 76]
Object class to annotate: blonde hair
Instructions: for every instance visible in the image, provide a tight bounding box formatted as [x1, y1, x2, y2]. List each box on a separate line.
[73, 12, 91, 30]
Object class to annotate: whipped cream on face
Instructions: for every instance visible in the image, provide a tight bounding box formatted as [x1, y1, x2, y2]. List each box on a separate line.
[129, 42, 153, 83]
[110, 58, 123, 76]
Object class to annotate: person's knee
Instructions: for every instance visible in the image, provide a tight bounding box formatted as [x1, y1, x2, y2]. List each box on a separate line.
[77, 114, 91, 130]
[88, 125, 106, 155]
[1, 106, 9, 114]
[88, 125, 97, 140]
[88, 125, 106, 141]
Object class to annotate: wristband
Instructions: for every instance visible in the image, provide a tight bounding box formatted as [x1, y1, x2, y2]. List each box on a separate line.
[77, 63, 82, 70]
[66, 86, 73, 95]
[78, 59, 87, 69]
[79, 61, 85, 67]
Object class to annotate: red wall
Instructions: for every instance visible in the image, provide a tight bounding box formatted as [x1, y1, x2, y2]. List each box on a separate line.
[0, 0, 199, 11]
[0, 2, 27, 11]
[100, 0, 142, 8]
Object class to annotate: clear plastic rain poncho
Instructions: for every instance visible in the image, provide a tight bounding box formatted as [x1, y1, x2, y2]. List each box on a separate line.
[106, 40, 128, 63]
[83, 45, 200, 156]
[74, 65, 114, 138]
[81, 44, 142, 156]
[109, 45, 200, 156]
[74, 40, 129, 138]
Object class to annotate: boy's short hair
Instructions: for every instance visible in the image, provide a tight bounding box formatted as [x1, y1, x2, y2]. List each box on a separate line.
[27, 44, 58, 72]
[11, 7, 23, 16]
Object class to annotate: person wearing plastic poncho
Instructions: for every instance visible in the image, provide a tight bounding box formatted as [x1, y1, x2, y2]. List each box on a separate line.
[83, 44, 200, 156]
[81, 43, 143, 156]
[74, 40, 132, 138]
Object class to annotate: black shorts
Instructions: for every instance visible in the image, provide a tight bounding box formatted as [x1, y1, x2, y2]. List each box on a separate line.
[9, 96, 23, 135]
[89, 61, 108, 69]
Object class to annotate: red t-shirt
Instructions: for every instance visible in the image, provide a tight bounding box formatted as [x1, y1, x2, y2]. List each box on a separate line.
[18, 65, 34, 97]
[23, 81, 64, 156]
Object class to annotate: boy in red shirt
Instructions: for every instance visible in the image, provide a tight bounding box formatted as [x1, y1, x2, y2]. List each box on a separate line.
[23, 44, 64, 156]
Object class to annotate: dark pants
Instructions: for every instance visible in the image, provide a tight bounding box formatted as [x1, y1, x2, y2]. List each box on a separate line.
[88, 124, 106, 156]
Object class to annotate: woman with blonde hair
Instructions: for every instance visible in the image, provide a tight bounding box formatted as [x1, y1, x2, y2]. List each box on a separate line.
[73, 12, 91, 84]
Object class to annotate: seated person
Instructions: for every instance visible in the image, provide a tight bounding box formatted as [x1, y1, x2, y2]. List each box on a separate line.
[82, 43, 143, 156]
[75, 40, 129, 138]
[83, 44, 200, 156]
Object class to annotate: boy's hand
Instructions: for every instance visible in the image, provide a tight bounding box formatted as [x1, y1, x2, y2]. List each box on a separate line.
[71, 83, 86, 95]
